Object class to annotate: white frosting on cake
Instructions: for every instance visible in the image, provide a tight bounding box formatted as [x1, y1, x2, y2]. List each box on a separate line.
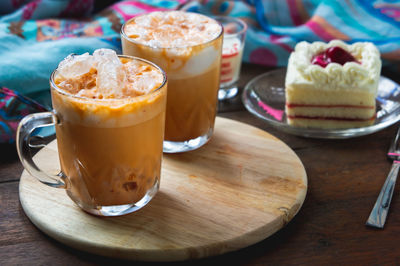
[285, 40, 381, 94]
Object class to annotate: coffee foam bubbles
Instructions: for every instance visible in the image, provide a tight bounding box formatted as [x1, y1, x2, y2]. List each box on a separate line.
[124, 11, 222, 48]
[55, 49, 164, 98]
[53, 49, 166, 127]
[122, 11, 222, 79]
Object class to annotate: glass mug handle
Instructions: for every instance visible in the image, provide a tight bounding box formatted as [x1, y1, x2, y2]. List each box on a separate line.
[16, 112, 65, 188]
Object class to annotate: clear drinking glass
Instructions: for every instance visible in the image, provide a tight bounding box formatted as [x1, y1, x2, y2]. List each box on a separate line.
[121, 11, 223, 153]
[215, 16, 247, 100]
[16, 55, 167, 216]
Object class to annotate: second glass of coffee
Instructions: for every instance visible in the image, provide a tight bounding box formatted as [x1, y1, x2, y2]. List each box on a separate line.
[121, 11, 223, 153]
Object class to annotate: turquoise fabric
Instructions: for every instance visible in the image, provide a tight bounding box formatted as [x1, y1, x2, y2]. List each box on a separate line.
[0, 34, 117, 107]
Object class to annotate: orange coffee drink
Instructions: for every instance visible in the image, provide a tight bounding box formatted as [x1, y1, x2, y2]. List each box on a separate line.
[16, 49, 167, 216]
[121, 11, 223, 153]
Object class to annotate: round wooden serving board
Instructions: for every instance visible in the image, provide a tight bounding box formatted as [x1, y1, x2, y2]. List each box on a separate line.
[19, 117, 307, 262]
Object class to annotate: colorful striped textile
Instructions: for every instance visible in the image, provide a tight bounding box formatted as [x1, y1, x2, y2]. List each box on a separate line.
[185, 0, 400, 67]
[0, 0, 400, 143]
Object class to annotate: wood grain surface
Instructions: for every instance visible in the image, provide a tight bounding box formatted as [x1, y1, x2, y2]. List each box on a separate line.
[18, 117, 307, 262]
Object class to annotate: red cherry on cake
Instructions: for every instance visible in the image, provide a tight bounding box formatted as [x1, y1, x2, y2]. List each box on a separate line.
[326, 46, 357, 65]
[311, 53, 329, 67]
[311, 46, 359, 67]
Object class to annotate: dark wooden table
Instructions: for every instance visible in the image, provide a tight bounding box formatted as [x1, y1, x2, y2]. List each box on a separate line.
[1, 64, 400, 265]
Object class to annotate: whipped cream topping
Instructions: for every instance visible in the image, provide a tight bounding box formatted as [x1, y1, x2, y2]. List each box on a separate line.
[123, 11, 222, 48]
[285, 40, 381, 93]
[122, 11, 223, 79]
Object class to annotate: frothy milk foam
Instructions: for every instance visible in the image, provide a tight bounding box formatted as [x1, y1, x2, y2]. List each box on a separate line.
[53, 49, 165, 127]
[123, 11, 222, 78]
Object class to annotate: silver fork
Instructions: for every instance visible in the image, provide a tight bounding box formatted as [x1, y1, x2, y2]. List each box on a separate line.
[366, 125, 400, 229]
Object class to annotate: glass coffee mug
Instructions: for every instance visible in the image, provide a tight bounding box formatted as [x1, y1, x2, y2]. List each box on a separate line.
[16, 55, 167, 216]
[121, 11, 223, 153]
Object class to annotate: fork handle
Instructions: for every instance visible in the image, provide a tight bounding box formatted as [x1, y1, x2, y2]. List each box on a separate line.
[366, 161, 400, 229]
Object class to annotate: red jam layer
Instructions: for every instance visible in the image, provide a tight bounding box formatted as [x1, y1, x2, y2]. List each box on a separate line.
[311, 46, 359, 67]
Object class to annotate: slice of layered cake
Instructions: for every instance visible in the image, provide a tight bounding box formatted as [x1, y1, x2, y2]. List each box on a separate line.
[285, 40, 381, 129]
